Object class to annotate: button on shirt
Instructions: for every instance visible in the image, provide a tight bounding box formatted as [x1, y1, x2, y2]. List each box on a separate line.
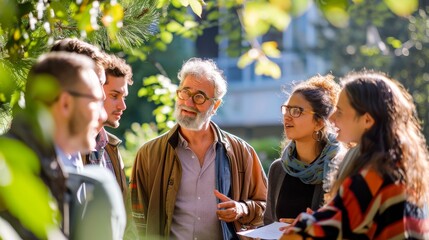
[170, 131, 222, 240]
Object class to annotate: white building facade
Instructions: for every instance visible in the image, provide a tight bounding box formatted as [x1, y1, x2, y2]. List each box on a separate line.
[209, 6, 329, 140]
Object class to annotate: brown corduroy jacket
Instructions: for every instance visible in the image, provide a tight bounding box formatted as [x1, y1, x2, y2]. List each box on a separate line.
[130, 122, 267, 239]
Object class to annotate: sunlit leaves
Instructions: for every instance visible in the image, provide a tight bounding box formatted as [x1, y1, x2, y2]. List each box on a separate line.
[166, 20, 182, 32]
[165, 19, 200, 39]
[270, 0, 292, 11]
[255, 57, 281, 79]
[384, 0, 418, 17]
[289, 0, 312, 16]
[101, 2, 124, 39]
[269, 0, 311, 16]
[243, 1, 291, 38]
[238, 0, 313, 79]
[262, 41, 281, 58]
[387, 37, 402, 48]
[138, 75, 178, 132]
[0, 65, 18, 108]
[0, 138, 59, 239]
[26, 75, 61, 104]
[316, 0, 350, 28]
[49, 1, 68, 19]
[75, 1, 100, 33]
[238, 50, 257, 68]
[179, 0, 206, 17]
[238, 42, 281, 78]
[120, 122, 160, 176]
[189, 0, 205, 18]
[0, 0, 17, 28]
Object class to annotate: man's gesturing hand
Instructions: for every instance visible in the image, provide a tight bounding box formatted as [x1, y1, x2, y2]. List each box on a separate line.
[214, 189, 248, 222]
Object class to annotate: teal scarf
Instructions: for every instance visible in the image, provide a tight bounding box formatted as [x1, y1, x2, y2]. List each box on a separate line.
[281, 134, 341, 189]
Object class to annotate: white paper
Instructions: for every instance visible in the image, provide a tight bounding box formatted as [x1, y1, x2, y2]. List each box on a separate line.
[237, 221, 289, 239]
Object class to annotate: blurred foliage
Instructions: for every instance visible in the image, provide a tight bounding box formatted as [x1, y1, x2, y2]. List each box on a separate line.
[0, 138, 59, 239]
[0, 0, 158, 237]
[0, 0, 158, 127]
[120, 122, 159, 179]
[248, 137, 282, 174]
[138, 74, 178, 133]
[0, 64, 18, 134]
[315, 0, 429, 137]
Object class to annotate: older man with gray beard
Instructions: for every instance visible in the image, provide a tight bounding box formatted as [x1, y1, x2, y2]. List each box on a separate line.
[130, 57, 267, 240]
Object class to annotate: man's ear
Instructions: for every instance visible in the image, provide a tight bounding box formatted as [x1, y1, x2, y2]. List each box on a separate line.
[212, 99, 222, 114]
[55, 92, 73, 117]
[363, 112, 375, 130]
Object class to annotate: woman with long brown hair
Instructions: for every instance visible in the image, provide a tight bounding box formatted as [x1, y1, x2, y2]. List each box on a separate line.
[281, 70, 429, 239]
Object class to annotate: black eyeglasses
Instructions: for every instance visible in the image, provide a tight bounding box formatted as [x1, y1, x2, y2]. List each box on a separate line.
[176, 89, 217, 105]
[281, 105, 316, 118]
[67, 90, 104, 107]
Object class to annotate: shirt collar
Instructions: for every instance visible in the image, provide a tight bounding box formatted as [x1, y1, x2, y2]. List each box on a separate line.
[94, 127, 109, 151]
[54, 144, 82, 171]
[177, 125, 219, 148]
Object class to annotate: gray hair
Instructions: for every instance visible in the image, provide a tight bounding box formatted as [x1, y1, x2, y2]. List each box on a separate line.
[177, 58, 227, 99]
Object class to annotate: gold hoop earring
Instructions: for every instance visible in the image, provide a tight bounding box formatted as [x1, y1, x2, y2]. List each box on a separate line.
[312, 130, 322, 142]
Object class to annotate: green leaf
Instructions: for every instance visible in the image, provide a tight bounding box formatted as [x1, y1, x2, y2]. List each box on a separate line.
[0, 66, 17, 104]
[49, 1, 68, 19]
[387, 37, 402, 48]
[255, 59, 281, 79]
[189, 0, 205, 18]
[137, 88, 148, 97]
[155, 112, 167, 123]
[102, 3, 124, 27]
[157, 0, 170, 8]
[183, 20, 198, 29]
[0, 138, 59, 238]
[207, 11, 219, 21]
[243, 2, 271, 38]
[154, 41, 167, 51]
[290, 0, 312, 16]
[166, 21, 183, 32]
[237, 52, 255, 68]
[0, 0, 17, 28]
[267, 5, 291, 31]
[270, 0, 291, 11]
[160, 31, 173, 44]
[384, 0, 418, 17]
[75, 8, 93, 33]
[261, 41, 281, 58]
[179, 0, 190, 7]
[143, 76, 160, 85]
[316, 0, 350, 28]
[325, 7, 349, 28]
[16, 2, 34, 19]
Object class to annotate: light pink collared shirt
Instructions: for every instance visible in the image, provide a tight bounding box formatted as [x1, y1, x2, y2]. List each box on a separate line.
[170, 129, 223, 240]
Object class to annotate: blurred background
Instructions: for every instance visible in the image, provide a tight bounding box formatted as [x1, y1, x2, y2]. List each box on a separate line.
[1, 0, 429, 176]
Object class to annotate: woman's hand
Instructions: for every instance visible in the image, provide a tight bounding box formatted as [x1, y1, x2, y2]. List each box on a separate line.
[279, 218, 295, 224]
[278, 208, 314, 239]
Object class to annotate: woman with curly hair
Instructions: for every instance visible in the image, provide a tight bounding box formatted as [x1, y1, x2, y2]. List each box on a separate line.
[264, 74, 346, 225]
[281, 70, 429, 239]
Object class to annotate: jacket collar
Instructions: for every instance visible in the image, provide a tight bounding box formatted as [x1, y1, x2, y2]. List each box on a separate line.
[105, 130, 122, 146]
